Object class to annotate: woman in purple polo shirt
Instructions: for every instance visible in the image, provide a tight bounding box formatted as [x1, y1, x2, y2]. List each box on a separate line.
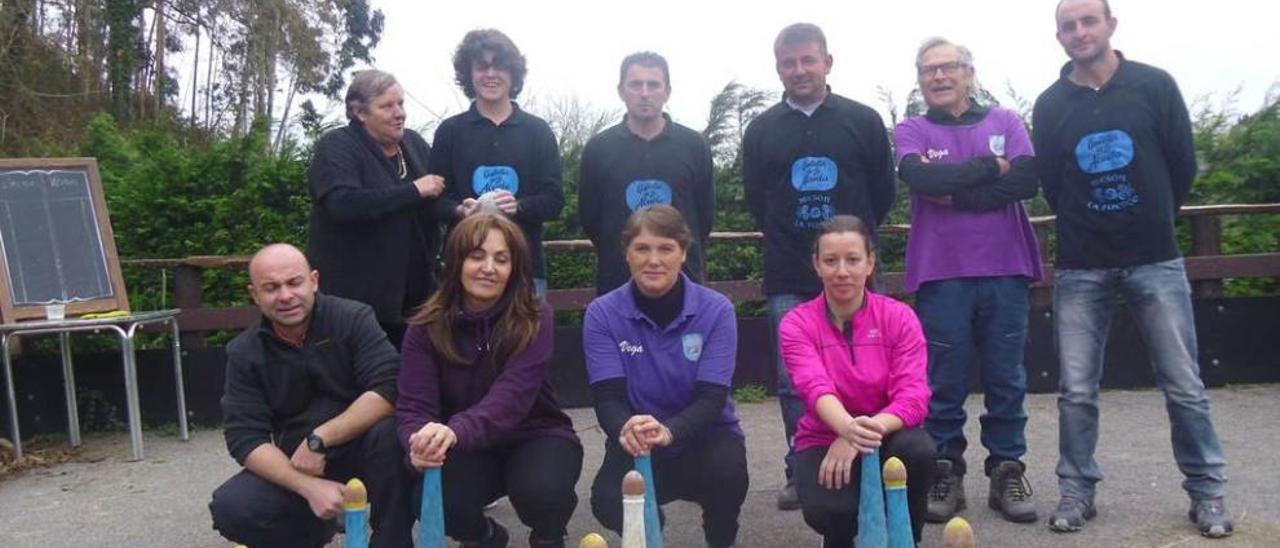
[583, 205, 747, 548]
[395, 213, 582, 548]
[779, 215, 935, 547]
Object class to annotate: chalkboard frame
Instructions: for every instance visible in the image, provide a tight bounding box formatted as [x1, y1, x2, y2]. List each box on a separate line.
[0, 157, 130, 322]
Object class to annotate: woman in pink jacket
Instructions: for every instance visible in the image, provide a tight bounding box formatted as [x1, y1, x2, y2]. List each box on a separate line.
[779, 214, 935, 547]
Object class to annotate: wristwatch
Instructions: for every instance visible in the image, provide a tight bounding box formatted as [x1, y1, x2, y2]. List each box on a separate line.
[306, 432, 328, 454]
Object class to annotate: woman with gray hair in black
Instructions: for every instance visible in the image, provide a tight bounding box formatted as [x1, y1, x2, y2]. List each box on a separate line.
[307, 69, 445, 348]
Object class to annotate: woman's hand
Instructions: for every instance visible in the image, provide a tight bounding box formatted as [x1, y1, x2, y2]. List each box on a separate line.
[840, 415, 887, 453]
[408, 422, 456, 469]
[819, 438, 860, 490]
[618, 414, 672, 456]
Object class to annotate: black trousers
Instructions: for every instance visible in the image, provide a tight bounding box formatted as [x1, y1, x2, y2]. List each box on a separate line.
[209, 417, 414, 548]
[437, 435, 583, 544]
[590, 429, 748, 548]
[795, 427, 935, 547]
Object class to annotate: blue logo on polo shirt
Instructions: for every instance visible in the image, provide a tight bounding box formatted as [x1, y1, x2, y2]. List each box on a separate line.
[1075, 130, 1134, 174]
[790, 157, 838, 192]
[682, 333, 704, 361]
[472, 165, 519, 195]
[625, 179, 673, 211]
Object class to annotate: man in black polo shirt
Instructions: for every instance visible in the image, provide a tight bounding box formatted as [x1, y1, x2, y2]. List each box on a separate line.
[209, 244, 413, 548]
[579, 51, 715, 295]
[430, 29, 563, 297]
[742, 22, 896, 510]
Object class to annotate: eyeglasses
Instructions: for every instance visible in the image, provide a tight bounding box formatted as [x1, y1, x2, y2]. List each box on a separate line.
[917, 62, 969, 77]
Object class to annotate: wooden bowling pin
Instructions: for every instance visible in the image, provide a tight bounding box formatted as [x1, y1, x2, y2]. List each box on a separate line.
[942, 517, 977, 548]
[883, 457, 913, 548]
[855, 448, 888, 548]
[632, 454, 663, 548]
[622, 471, 647, 548]
[579, 532, 609, 548]
[343, 478, 369, 548]
[419, 467, 446, 548]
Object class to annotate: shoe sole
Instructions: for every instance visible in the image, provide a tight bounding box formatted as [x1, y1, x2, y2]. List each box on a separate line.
[989, 496, 1039, 523]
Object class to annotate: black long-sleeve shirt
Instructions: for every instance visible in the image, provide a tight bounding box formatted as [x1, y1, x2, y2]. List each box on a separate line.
[743, 91, 896, 296]
[429, 103, 564, 278]
[221, 294, 400, 465]
[1032, 53, 1197, 269]
[578, 116, 715, 294]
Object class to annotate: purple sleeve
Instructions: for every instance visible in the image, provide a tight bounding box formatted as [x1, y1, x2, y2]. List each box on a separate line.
[446, 305, 556, 450]
[1001, 109, 1035, 159]
[878, 302, 932, 427]
[395, 325, 442, 451]
[694, 296, 738, 386]
[893, 119, 926, 164]
[583, 300, 625, 384]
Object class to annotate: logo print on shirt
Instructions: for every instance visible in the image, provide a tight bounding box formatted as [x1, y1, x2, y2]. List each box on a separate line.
[1074, 130, 1134, 174]
[682, 333, 704, 362]
[618, 340, 644, 356]
[867, 328, 881, 340]
[790, 156, 838, 192]
[625, 179, 673, 211]
[926, 148, 950, 161]
[1087, 173, 1141, 212]
[989, 134, 1006, 156]
[472, 165, 520, 196]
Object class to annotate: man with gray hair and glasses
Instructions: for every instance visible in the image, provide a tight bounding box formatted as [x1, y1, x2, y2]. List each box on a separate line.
[894, 36, 1042, 525]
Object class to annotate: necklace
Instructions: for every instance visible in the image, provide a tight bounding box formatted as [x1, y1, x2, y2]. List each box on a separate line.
[395, 145, 407, 179]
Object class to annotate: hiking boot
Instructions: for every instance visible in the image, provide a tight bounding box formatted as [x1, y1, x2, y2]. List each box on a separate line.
[925, 458, 965, 523]
[1189, 498, 1235, 538]
[988, 461, 1038, 523]
[777, 479, 801, 511]
[1048, 497, 1096, 533]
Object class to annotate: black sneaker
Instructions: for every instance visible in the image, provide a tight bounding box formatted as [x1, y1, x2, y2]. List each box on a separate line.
[988, 461, 1037, 523]
[1048, 497, 1096, 533]
[462, 517, 509, 548]
[777, 479, 801, 511]
[925, 458, 965, 523]
[1189, 498, 1235, 538]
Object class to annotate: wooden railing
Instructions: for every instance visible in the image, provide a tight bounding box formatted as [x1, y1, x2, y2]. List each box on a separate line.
[122, 204, 1280, 347]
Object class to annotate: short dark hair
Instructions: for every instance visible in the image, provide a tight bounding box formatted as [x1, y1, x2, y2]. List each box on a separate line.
[812, 215, 876, 256]
[1056, 0, 1112, 20]
[452, 29, 527, 100]
[774, 23, 828, 56]
[621, 204, 693, 252]
[618, 51, 670, 88]
[344, 70, 399, 121]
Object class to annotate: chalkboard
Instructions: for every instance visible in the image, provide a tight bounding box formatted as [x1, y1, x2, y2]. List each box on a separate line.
[0, 158, 129, 322]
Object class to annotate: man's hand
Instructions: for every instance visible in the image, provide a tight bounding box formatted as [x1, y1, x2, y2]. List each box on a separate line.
[290, 439, 326, 477]
[413, 174, 445, 198]
[819, 438, 860, 490]
[298, 477, 346, 520]
[492, 190, 518, 215]
[995, 156, 1012, 177]
[618, 414, 671, 456]
[408, 422, 457, 470]
[839, 415, 887, 454]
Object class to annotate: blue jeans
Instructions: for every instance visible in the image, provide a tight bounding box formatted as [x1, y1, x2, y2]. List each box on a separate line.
[1054, 257, 1227, 502]
[918, 276, 1030, 477]
[533, 277, 547, 299]
[769, 293, 811, 481]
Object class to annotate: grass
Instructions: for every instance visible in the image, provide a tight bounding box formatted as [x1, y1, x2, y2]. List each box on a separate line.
[733, 384, 769, 404]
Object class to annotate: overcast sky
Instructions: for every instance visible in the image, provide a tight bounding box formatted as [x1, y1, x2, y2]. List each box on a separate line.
[316, 0, 1277, 134]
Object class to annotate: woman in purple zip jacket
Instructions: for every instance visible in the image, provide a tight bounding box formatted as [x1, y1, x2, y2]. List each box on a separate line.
[395, 213, 582, 548]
